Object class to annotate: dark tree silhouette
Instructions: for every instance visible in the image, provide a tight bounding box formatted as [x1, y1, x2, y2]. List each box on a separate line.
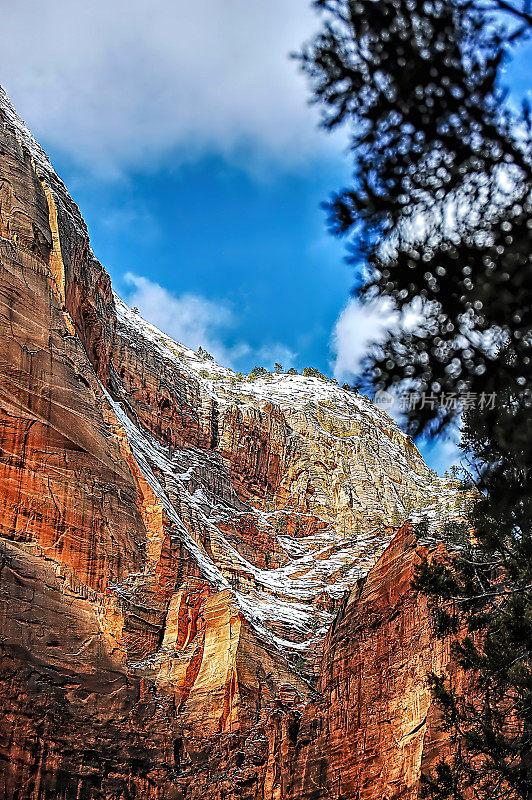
[299, 0, 530, 435]
[299, 1, 531, 797]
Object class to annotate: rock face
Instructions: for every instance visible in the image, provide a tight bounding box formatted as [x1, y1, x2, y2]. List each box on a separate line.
[0, 88, 464, 799]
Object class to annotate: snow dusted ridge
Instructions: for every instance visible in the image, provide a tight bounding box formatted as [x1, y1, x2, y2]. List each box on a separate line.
[0, 86, 56, 180]
[0, 85, 90, 241]
[116, 295, 396, 417]
[0, 86, 464, 653]
[111, 295, 468, 654]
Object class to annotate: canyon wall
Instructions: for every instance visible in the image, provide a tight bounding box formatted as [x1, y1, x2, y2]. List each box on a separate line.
[0, 87, 461, 799]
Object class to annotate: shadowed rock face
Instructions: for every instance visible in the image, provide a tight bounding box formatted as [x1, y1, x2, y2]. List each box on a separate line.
[0, 87, 461, 799]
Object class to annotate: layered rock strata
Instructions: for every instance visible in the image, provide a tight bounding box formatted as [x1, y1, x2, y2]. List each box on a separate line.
[0, 87, 465, 799]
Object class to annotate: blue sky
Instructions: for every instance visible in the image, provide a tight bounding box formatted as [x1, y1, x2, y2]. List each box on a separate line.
[1, 0, 529, 475]
[54, 151, 354, 376]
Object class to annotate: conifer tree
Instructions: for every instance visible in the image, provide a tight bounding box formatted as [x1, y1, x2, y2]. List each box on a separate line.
[300, 1, 532, 796]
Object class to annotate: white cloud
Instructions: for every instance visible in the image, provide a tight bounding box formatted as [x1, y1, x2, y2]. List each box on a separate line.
[330, 297, 465, 475]
[124, 273, 233, 361]
[331, 297, 398, 382]
[0, 0, 340, 176]
[123, 273, 295, 369]
[331, 293, 429, 383]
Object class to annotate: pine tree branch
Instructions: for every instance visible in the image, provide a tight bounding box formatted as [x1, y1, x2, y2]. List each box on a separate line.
[450, 583, 532, 602]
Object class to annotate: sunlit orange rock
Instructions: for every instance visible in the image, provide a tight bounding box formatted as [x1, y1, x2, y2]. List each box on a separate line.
[0, 86, 465, 799]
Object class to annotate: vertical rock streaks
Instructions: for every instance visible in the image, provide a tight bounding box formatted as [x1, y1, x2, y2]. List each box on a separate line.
[0, 86, 464, 799]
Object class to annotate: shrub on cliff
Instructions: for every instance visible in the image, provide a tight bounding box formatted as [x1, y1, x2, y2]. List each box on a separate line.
[302, 366, 328, 380]
[250, 366, 269, 377]
[197, 346, 214, 361]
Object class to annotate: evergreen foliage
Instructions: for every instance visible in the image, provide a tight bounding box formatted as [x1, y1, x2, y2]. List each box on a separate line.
[412, 393, 532, 798]
[250, 366, 270, 377]
[197, 346, 214, 361]
[302, 366, 328, 380]
[299, 0, 531, 437]
[300, 1, 532, 796]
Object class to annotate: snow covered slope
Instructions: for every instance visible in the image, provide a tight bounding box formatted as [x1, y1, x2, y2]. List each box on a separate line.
[110, 296, 467, 655]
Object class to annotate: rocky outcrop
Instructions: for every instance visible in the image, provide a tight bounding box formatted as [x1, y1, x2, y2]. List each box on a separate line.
[0, 87, 465, 799]
[0, 119, 146, 594]
[282, 523, 449, 800]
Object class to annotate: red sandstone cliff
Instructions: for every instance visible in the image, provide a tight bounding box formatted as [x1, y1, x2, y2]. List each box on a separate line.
[0, 87, 462, 800]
